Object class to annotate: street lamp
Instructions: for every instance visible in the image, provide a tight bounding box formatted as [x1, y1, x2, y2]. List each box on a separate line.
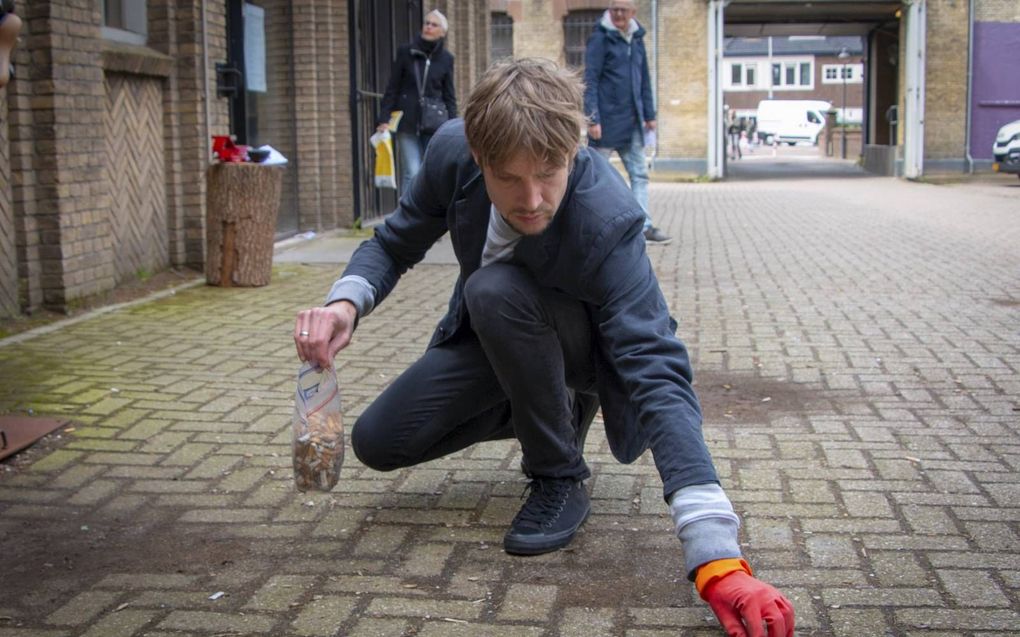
[838, 46, 850, 159]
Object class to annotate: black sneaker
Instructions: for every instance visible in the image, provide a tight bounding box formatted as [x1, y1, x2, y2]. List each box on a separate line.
[644, 226, 672, 244]
[504, 478, 590, 555]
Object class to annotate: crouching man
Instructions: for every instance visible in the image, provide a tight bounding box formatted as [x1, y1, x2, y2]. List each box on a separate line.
[295, 58, 794, 637]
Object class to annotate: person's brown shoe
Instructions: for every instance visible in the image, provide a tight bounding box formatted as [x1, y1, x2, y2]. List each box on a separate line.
[0, 11, 22, 89]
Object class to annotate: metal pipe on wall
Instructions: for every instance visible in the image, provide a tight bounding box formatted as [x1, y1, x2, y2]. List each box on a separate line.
[651, 0, 658, 163]
[202, 0, 211, 161]
[964, 0, 974, 173]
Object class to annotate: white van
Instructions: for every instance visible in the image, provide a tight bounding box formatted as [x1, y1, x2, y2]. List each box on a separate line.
[755, 100, 831, 146]
[991, 118, 1020, 179]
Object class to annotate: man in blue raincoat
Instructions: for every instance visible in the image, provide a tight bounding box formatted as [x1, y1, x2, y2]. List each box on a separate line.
[584, 0, 671, 244]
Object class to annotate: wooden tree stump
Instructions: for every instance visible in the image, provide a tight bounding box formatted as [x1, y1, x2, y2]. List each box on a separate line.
[205, 163, 284, 287]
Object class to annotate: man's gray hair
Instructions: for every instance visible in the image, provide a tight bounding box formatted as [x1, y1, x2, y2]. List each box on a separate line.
[426, 9, 448, 35]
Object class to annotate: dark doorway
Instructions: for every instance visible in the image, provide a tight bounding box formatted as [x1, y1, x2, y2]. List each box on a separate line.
[222, 0, 300, 238]
[350, 0, 422, 226]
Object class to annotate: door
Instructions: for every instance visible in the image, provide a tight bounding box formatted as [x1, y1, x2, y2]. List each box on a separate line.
[350, 0, 421, 226]
[222, 0, 300, 237]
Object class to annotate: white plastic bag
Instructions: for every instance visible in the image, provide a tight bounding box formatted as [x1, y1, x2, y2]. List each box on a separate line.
[369, 130, 397, 189]
[292, 362, 344, 492]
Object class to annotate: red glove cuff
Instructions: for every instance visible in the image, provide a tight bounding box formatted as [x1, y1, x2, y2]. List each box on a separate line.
[695, 558, 753, 598]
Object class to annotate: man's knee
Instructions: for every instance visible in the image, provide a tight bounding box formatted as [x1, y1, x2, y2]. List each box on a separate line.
[349, 416, 401, 472]
[464, 264, 530, 325]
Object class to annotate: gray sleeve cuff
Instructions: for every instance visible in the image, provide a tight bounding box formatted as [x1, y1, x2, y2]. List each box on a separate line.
[669, 483, 742, 579]
[325, 275, 377, 318]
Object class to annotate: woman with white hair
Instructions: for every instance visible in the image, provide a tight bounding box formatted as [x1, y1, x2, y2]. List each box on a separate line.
[376, 10, 458, 193]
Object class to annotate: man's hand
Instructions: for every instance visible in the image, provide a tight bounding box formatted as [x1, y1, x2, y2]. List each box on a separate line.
[376, 123, 389, 133]
[587, 123, 602, 140]
[294, 301, 358, 370]
[644, 120, 657, 131]
[702, 571, 794, 637]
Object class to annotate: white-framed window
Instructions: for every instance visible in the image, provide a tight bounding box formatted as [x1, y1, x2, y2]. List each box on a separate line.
[725, 62, 759, 90]
[821, 63, 864, 84]
[770, 59, 813, 90]
[102, 0, 147, 45]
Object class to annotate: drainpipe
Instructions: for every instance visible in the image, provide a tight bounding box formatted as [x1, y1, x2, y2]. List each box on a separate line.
[202, 0, 211, 160]
[651, 0, 658, 164]
[964, 0, 974, 173]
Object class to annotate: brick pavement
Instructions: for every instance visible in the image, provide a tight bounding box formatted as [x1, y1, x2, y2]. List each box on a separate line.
[1, 176, 1018, 636]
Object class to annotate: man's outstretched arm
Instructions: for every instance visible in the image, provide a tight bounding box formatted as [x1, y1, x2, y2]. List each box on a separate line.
[671, 485, 795, 637]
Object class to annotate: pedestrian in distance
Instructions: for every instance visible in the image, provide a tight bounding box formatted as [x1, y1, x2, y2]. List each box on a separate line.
[295, 57, 794, 637]
[375, 9, 457, 195]
[583, 0, 671, 245]
[728, 109, 743, 160]
[0, 0, 22, 89]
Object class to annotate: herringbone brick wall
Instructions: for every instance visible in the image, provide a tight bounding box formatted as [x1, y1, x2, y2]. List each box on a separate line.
[105, 73, 169, 284]
[0, 91, 15, 317]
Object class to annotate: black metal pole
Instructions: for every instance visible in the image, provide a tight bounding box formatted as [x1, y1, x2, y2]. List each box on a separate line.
[841, 63, 847, 159]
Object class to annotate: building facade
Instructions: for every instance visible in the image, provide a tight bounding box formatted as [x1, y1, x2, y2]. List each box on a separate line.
[0, 0, 489, 318]
[2, 1, 1017, 318]
[490, 0, 1019, 174]
[722, 36, 866, 127]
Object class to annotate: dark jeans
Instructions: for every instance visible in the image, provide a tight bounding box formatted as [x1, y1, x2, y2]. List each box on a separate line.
[351, 263, 597, 480]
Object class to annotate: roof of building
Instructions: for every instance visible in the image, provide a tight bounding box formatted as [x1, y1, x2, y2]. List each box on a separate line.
[725, 36, 864, 57]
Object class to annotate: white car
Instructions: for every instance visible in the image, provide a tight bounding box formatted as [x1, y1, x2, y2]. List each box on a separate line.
[992, 119, 1020, 179]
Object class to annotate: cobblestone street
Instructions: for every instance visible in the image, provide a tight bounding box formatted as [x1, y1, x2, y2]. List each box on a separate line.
[1, 175, 1018, 636]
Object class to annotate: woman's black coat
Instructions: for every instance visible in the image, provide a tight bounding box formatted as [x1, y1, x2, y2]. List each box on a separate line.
[377, 36, 457, 135]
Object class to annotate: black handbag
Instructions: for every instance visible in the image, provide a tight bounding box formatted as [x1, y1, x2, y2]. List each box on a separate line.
[415, 57, 449, 135]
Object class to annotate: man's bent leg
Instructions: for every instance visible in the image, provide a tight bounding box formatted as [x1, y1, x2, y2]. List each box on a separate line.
[464, 263, 596, 480]
[351, 331, 511, 471]
[464, 264, 598, 555]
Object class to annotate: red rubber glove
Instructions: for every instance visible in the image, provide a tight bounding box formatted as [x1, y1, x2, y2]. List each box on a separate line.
[701, 569, 795, 637]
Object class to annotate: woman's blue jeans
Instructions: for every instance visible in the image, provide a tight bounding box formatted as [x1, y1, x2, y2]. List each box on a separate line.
[396, 131, 431, 194]
[596, 128, 652, 230]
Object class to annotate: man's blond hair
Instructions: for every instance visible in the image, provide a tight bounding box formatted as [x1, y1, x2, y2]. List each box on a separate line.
[464, 57, 586, 169]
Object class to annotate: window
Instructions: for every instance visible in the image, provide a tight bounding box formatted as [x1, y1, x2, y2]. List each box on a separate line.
[770, 59, 813, 90]
[102, 0, 147, 45]
[821, 63, 864, 84]
[563, 10, 602, 69]
[726, 62, 758, 90]
[491, 12, 513, 62]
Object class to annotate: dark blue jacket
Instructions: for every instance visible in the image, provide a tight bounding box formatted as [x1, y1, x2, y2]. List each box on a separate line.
[378, 36, 457, 135]
[583, 17, 656, 149]
[337, 121, 716, 500]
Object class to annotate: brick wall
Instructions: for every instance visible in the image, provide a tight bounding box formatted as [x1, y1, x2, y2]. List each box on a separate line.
[924, 0, 969, 163]
[0, 0, 360, 314]
[977, 0, 1020, 22]
[10, 2, 113, 310]
[444, 0, 491, 103]
[657, 0, 708, 164]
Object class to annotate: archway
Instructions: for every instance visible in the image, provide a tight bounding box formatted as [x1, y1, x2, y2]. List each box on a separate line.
[705, 0, 917, 180]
